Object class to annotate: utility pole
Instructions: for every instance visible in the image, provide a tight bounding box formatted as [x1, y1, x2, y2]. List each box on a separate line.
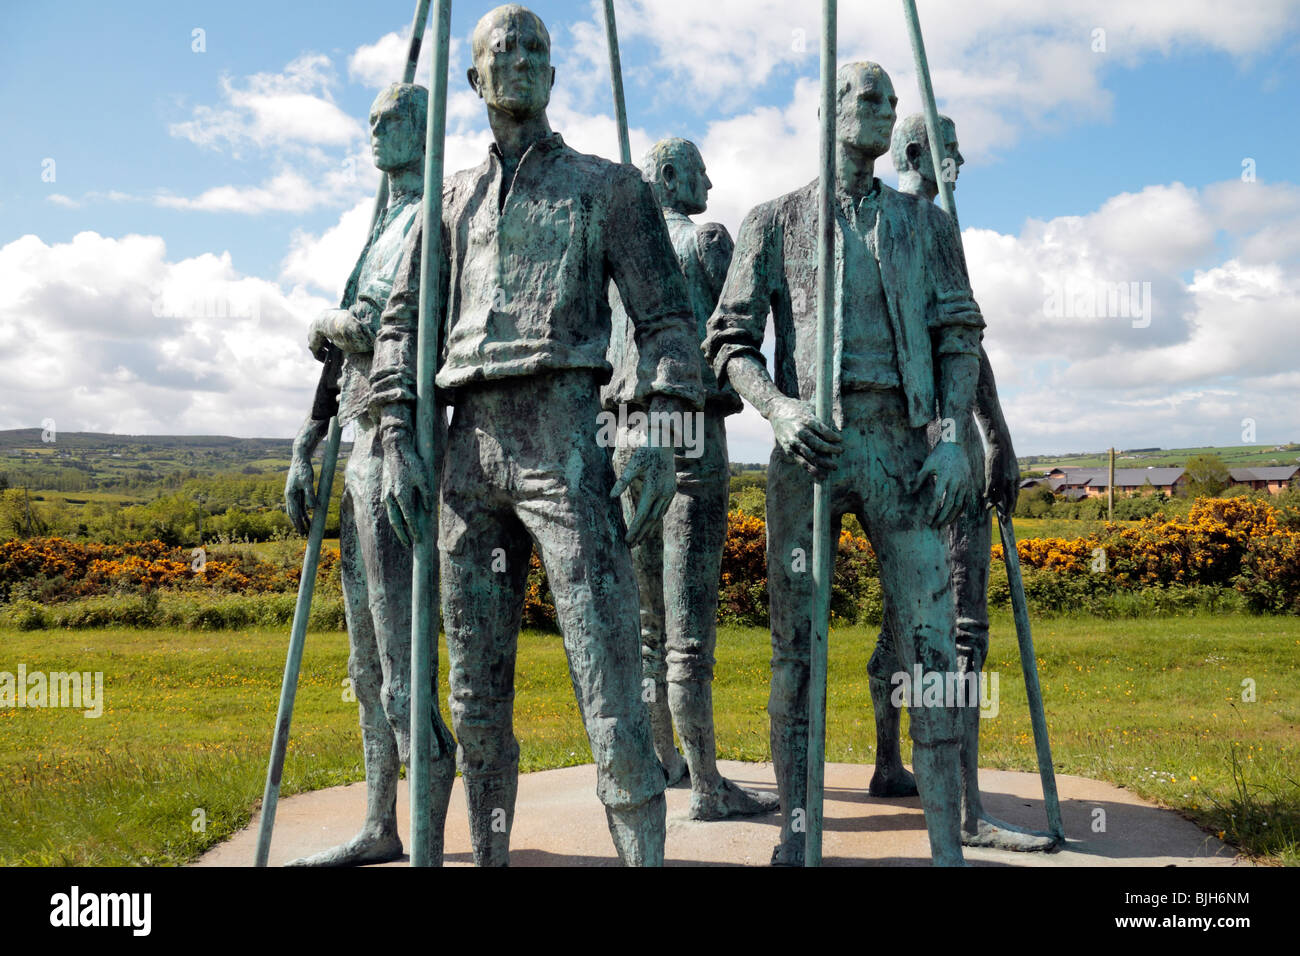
[1108, 447, 1115, 521]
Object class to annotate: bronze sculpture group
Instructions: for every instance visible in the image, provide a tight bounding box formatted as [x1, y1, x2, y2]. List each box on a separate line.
[282, 3, 1057, 867]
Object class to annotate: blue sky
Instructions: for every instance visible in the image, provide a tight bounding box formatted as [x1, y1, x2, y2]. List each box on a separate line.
[2, 0, 1298, 461]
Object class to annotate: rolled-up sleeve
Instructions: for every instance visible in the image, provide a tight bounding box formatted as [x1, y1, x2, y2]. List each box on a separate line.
[605, 168, 704, 409]
[368, 219, 422, 432]
[703, 201, 779, 386]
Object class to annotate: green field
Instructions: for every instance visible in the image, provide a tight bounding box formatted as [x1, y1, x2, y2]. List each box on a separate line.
[1025, 443, 1300, 473]
[1, 612, 1295, 866]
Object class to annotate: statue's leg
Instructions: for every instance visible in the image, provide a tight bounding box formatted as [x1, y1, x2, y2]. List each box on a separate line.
[852, 393, 964, 867]
[951, 503, 1056, 851]
[439, 408, 531, 867]
[350, 418, 458, 863]
[516, 375, 666, 866]
[620, 485, 687, 785]
[866, 605, 917, 797]
[667, 410, 778, 820]
[764, 447, 818, 865]
[286, 465, 401, 867]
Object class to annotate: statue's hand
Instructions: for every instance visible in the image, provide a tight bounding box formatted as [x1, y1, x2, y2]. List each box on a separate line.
[611, 442, 674, 549]
[610, 426, 641, 513]
[307, 312, 337, 361]
[768, 396, 842, 479]
[381, 430, 433, 548]
[308, 308, 375, 360]
[985, 434, 1021, 517]
[284, 450, 317, 535]
[912, 440, 975, 528]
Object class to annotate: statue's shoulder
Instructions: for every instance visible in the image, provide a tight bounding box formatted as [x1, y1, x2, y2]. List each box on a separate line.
[552, 140, 641, 194]
[738, 179, 816, 239]
[882, 182, 950, 230]
[445, 160, 489, 200]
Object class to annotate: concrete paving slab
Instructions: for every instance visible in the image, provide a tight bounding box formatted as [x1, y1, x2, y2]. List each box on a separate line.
[194, 761, 1243, 867]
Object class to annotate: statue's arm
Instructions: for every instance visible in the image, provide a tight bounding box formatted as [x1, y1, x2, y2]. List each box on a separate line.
[285, 415, 329, 534]
[369, 218, 447, 547]
[973, 344, 1020, 513]
[605, 169, 705, 413]
[369, 221, 426, 441]
[918, 208, 985, 525]
[703, 204, 780, 414]
[704, 203, 841, 476]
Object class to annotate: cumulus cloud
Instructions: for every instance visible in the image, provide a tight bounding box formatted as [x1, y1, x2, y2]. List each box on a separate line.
[170, 54, 361, 156]
[615, 0, 1299, 161]
[0, 232, 330, 437]
[720, 177, 1300, 462]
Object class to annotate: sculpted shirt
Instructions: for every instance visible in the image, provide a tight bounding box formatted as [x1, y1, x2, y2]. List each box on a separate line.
[835, 184, 900, 391]
[703, 177, 984, 429]
[334, 197, 422, 426]
[370, 132, 704, 425]
[605, 208, 742, 414]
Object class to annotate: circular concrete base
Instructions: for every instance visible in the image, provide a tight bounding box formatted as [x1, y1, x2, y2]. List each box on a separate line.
[194, 761, 1241, 867]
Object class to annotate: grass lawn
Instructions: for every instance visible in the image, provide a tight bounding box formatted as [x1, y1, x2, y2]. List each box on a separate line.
[1004, 516, 1134, 541]
[1, 612, 1296, 865]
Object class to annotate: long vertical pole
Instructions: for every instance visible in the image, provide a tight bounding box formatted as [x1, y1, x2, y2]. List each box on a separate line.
[602, 0, 632, 164]
[901, 1, 956, 224]
[254, 418, 341, 866]
[996, 516, 1065, 842]
[1108, 447, 1115, 520]
[410, 0, 452, 868]
[255, 0, 433, 867]
[903, 0, 1063, 843]
[805, 0, 837, 869]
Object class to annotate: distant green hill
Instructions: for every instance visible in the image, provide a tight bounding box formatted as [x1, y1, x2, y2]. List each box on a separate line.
[1020, 443, 1300, 473]
[0, 428, 351, 493]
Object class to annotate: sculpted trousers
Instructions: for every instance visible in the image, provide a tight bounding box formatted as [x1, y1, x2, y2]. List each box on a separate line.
[872, 430, 991, 680]
[340, 415, 413, 765]
[765, 389, 962, 837]
[624, 408, 730, 691]
[439, 371, 665, 823]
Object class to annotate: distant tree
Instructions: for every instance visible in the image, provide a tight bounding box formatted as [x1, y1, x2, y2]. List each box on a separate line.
[1183, 454, 1231, 498]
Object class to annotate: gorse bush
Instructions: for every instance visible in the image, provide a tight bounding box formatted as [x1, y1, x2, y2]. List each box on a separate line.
[2, 497, 1295, 629]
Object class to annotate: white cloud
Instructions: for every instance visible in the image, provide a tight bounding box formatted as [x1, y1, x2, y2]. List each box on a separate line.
[170, 54, 361, 156]
[614, 0, 1300, 162]
[349, 29, 465, 90]
[722, 177, 1300, 462]
[0, 232, 330, 437]
[281, 199, 374, 299]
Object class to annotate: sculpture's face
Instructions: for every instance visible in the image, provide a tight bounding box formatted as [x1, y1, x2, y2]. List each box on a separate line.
[471, 10, 554, 118]
[369, 94, 421, 172]
[914, 118, 964, 190]
[673, 145, 711, 215]
[837, 65, 897, 158]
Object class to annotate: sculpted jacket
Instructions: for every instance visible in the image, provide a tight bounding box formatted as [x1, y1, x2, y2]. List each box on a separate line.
[370, 132, 703, 430]
[703, 178, 984, 429]
[604, 210, 742, 415]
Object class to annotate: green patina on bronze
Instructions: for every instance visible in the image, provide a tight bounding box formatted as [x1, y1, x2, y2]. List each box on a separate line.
[705, 60, 986, 867]
[371, 4, 704, 866]
[280, 74, 457, 868]
[605, 137, 779, 821]
[868, 110, 1055, 853]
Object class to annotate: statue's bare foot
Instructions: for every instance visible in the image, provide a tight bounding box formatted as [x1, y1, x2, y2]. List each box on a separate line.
[689, 778, 780, 821]
[962, 815, 1058, 852]
[660, 752, 689, 787]
[769, 837, 805, 867]
[284, 828, 403, 867]
[868, 762, 918, 798]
